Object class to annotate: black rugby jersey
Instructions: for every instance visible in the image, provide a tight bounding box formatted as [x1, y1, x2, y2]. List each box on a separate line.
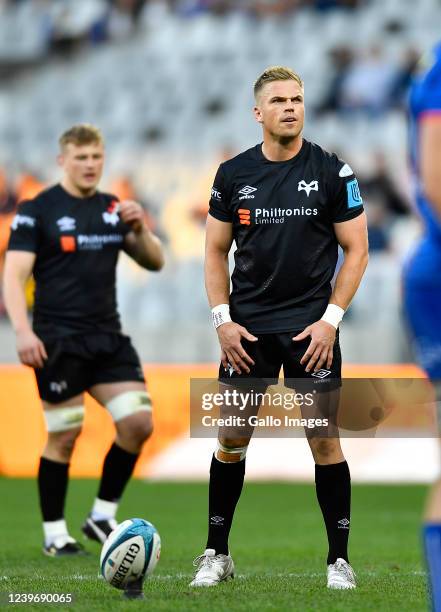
[7, 184, 131, 340]
[208, 140, 364, 332]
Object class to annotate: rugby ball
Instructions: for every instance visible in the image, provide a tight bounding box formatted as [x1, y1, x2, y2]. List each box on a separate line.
[100, 518, 161, 589]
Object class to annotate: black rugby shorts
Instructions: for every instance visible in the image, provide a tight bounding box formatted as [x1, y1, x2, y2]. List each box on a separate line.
[34, 332, 145, 403]
[218, 330, 342, 393]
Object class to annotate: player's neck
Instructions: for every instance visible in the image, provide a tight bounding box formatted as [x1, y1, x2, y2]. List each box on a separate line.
[60, 178, 97, 199]
[261, 135, 303, 162]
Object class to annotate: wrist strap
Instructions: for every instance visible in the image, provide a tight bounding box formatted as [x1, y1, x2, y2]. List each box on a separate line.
[211, 304, 232, 329]
[320, 304, 345, 329]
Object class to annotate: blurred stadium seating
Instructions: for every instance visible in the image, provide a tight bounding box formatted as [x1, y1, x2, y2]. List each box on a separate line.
[0, 0, 440, 364]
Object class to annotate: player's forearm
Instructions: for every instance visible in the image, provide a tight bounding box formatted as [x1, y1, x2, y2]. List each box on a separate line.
[130, 228, 164, 271]
[329, 248, 368, 311]
[3, 274, 32, 333]
[204, 250, 230, 307]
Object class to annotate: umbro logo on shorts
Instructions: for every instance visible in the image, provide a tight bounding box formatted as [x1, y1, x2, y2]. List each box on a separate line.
[311, 369, 332, 378]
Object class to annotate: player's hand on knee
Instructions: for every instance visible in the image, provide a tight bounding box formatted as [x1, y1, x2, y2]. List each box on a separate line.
[16, 329, 48, 368]
[293, 321, 336, 373]
[217, 322, 257, 374]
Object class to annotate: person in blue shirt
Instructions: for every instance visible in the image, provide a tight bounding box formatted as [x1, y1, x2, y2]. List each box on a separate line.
[403, 41, 441, 612]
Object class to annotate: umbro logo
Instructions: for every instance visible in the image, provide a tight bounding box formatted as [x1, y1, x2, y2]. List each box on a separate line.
[210, 515, 224, 525]
[239, 185, 257, 200]
[298, 180, 319, 197]
[338, 518, 350, 529]
[311, 369, 332, 379]
[56, 216, 76, 231]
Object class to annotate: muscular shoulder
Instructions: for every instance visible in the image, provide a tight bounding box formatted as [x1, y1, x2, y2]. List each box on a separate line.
[219, 145, 261, 180]
[307, 142, 354, 186]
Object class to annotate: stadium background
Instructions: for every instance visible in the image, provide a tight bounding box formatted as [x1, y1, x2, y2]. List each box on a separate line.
[0, 1, 438, 608]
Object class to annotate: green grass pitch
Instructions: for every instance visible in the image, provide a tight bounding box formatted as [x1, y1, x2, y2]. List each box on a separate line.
[0, 479, 428, 611]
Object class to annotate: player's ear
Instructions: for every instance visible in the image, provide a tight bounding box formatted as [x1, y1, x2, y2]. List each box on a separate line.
[56, 153, 64, 168]
[253, 105, 263, 124]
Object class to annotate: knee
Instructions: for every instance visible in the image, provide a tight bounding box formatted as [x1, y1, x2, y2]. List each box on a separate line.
[117, 413, 153, 450]
[309, 438, 342, 463]
[216, 437, 250, 463]
[47, 427, 81, 461]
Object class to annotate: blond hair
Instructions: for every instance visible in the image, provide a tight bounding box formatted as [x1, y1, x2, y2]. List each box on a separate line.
[59, 124, 103, 150]
[254, 66, 303, 99]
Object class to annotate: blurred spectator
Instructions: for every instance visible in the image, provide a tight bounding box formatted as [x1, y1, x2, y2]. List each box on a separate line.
[359, 152, 410, 217]
[191, 146, 235, 224]
[314, 0, 361, 9]
[0, 168, 17, 317]
[388, 47, 420, 110]
[48, 0, 107, 55]
[339, 45, 398, 115]
[364, 200, 390, 252]
[315, 46, 354, 115]
[248, 0, 300, 18]
[15, 173, 45, 202]
[107, 0, 141, 39]
[110, 175, 167, 240]
[355, 151, 411, 254]
[0, 169, 17, 215]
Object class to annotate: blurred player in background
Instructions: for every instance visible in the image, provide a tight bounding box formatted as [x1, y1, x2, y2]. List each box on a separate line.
[191, 67, 368, 589]
[403, 42, 441, 611]
[3, 124, 164, 556]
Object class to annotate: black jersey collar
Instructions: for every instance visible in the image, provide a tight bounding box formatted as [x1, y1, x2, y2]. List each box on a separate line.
[255, 138, 309, 165]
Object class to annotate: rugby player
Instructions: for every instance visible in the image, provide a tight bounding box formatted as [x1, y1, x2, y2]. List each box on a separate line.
[191, 67, 368, 589]
[403, 42, 441, 611]
[3, 124, 164, 556]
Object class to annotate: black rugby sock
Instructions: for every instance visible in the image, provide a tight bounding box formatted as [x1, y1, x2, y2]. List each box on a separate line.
[315, 460, 351, 564]
[206, 454, 246, 556]
[97, 442, 139, 502]
[38, 457, 69, 521]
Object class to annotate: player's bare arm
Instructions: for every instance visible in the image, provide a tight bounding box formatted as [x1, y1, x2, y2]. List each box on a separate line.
[205, 214, 257, 374]
[294, 212, 369, 372]
[420, 115, 441, 216]
[121, 200, 164, 271]
[3, 251, 48, 368]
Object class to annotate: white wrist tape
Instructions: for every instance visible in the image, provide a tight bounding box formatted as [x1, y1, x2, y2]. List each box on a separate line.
[320, 304, 345, 329]
[211, 304, 232, 329]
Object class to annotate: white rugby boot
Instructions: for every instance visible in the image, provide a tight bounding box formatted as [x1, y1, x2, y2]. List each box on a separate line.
[327, 558, 356, 589]
[190, 548, 234, 587]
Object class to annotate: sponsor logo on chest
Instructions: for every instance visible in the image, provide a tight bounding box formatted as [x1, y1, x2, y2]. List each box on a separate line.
[56, 200, 123, 251]
[237, 180, 319, 225]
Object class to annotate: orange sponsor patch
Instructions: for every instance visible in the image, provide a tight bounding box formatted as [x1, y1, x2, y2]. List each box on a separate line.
[60, 236, 76, 252]
[238, 208, 251, 225]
